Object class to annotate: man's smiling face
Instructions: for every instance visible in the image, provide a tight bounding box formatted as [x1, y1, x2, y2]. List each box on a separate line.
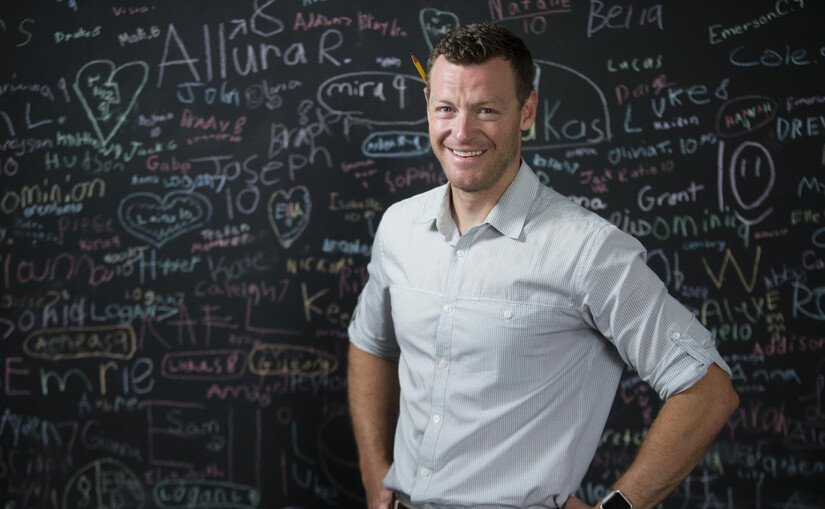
[426, 55, 537, 198]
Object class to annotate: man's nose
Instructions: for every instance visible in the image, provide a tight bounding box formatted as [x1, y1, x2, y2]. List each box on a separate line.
[452, 113, 475, 142]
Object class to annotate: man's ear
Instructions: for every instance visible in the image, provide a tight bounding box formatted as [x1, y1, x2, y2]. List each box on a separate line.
[423, 87, 429, 106]
[520, 90, 538, 131]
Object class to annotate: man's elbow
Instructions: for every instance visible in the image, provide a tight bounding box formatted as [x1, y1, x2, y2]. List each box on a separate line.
[691, 363, 739, 427]
[710, 366, 739, 423]
[722, 377, 739, 417]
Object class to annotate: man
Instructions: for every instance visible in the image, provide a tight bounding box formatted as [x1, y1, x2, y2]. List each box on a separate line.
[347, 22, 738, 509]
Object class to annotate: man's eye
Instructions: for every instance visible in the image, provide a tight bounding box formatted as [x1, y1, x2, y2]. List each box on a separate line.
[438, 107, 453, 113]
[480, 108, 494, 114]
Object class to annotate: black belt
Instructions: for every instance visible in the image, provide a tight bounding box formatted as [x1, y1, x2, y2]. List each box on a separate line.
[393, 493, 422, 509]
[393, 494, 561, 509]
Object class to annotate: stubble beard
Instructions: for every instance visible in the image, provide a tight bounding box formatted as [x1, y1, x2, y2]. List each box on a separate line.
[437, 138, 521, 194]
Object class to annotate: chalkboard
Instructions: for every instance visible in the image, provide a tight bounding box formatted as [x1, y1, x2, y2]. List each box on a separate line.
[1, 1, 823, 508]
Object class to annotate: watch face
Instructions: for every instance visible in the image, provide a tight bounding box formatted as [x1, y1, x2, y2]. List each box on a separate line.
[602, 491, 632, 509]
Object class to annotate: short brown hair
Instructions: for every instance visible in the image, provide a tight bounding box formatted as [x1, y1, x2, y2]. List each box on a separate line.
[427, 22, 535, 105]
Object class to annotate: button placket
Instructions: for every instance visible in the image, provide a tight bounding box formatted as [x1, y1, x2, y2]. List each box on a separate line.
[411, 237, 473, 498]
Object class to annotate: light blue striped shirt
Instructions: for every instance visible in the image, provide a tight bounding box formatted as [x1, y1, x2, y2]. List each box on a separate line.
[348, 162, 730, 509]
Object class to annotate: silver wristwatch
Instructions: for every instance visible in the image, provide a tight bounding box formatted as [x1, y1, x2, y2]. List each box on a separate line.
[600, 490, 632, 509]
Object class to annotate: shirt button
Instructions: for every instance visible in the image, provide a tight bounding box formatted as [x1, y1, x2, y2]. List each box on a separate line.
[432, 414, 441, 424]
[443, 304, 453, 313]
[503, 310, 513, 319]
[438, 358, 448, 368]
[456, 249, 465, 258]
[420, 467, 430, 476]
[671, 331, 681, 340]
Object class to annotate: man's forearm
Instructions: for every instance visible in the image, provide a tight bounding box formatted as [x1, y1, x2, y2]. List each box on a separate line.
[348, 344, 401, 492]
[608, 364, 739, 509]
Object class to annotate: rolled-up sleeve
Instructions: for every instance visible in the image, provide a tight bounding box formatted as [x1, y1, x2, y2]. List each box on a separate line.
[348, 221, 401, 361]
[578, 224, 731, 400]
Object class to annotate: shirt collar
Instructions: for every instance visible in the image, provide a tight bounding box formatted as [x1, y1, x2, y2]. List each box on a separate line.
[484, 160, 539, 239]
[414, 160, 539, 240]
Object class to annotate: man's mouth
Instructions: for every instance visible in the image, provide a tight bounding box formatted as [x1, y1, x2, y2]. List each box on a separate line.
[450, 149, 485, 157]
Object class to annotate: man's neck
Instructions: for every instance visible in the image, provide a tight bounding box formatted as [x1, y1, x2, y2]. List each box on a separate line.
[449, 163, 520, 236]
[450, 190, 491, 236]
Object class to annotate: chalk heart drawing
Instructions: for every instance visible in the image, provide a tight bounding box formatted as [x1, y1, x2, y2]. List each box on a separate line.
[118, 191, 213, 248]
[73, 59, 149, 146]
[419, 8, 460, 49]
[268, 186, 312, 249]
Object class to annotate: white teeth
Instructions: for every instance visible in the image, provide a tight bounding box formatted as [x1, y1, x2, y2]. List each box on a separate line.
[452, 149, 483, 157]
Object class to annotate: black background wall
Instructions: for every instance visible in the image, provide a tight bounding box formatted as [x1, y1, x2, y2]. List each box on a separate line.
[1, 1, 824, 508]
